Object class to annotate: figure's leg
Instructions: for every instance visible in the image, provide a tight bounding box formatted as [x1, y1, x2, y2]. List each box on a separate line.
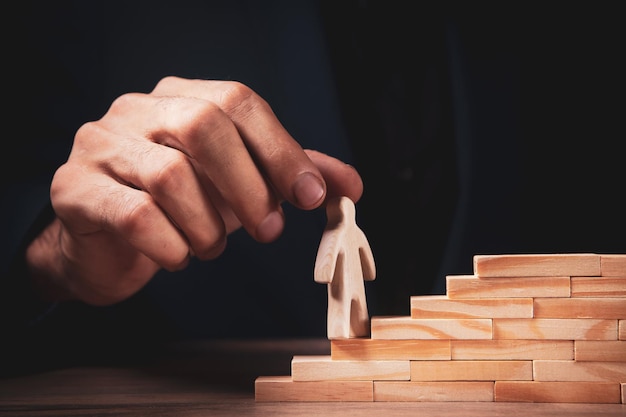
[327, 279, 351, 339]
[349, 285, 370, 337]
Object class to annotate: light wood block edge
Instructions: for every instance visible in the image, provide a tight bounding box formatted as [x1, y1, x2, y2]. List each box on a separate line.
[410, 360, 533, 381]
[374, 381, 494, 402]
[331, 338, 451, 361]
[371, 316, 492, 340]
[601, 255, 626, 277]
[446, 275, 571, 299]
[474, 254, 601, 277]
[291, 355, 410, 382]
[451, 339, 574, 360]
[575, 340, 626, 362]
[255, 376, 373, 402]
[533, 360, 626, 382]
[571, 276, 626, 297]
[410, 295, 533, 318]
[494, 381, 621, 403]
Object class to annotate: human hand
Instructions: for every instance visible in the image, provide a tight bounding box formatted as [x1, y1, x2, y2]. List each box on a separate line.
[27, 77, 362, 305]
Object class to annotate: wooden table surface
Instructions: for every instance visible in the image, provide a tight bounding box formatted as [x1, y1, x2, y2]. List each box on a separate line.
[1, 338, 624, 417]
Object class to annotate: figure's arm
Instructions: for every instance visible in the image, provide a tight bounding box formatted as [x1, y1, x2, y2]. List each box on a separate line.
[314, 229, 342, 284]
[358, 237, 376, 282]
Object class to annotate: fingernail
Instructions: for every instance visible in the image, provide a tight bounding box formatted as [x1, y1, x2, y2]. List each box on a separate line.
[256, 211, 284, 243]
[293, 172, 325, 208]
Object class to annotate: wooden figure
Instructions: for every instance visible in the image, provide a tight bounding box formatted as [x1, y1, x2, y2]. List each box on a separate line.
[314, 196, 376, 339]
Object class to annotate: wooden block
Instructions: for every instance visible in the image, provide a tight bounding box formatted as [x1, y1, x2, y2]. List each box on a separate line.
[493, 318, 617, 340]
[314, 196, 376, 339]
[374, 381, 494, 402]
[622, 382, 625, 404]
[571, 276, 626, 297]
[371, 316, 492, 340]
[410, 360, 532, 381]
[601, 255, 626, 276]
[474, 254, 601, 277]
[494, 381, 621, 403]
[331, 339, 450, 361]
[575, 341, 626, 362]
[410, 295, 533, 319]
[254, 376, 373, 402]
[291, 355, 409, 382]
[446, 275, 570, 299]
[451, 339, 574, 360]
[534, 298, 626, 319]
[533, 360, 626, 382]
[621, 320, 625, 341]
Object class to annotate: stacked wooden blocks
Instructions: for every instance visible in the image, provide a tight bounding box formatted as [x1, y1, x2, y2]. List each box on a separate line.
[255, 253, 626, 403]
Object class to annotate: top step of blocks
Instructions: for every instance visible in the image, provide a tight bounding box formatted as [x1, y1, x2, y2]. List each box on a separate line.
[474, 254, 601, 278]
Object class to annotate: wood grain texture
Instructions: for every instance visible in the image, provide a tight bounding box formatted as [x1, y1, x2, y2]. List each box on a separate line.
[450, 339, 574, 360]
[474, 254, 601, 277]
[374, 381, 494, 402]
[446, 275, 571, 299]
[571, 276, 626, 297]
[533, 360, 626, 382]
[575, 341, 626, 362]
[534, 298, 626, 319]
[331, 338, 450, 361]
[492, 318, 617, 340]
[371, 316, 492, 340]
[255, 376, 373, 402]
[410, 360, 532, 381]
[601, 255, 626, 276]
[291, 355, 409, 382]
[494, 381, 621, 403]
[411, 295, 533, 318]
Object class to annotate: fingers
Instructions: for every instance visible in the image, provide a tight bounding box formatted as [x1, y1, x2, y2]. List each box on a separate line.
[151, 77, 328, 210]
[62, 121, 231, 264]
[52, 162, 193, 272]
[58, 76, 364, 273]
[99, 91, 287, 242]
[48, 76, 366, 307]
[114, 138, 229, 260]
[305, 150, 363, 204]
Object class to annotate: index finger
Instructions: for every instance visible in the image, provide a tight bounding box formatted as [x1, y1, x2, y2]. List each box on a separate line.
[151, 77, 327, 210]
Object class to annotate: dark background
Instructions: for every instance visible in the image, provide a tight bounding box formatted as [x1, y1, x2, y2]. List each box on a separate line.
[2, 0, 624, 371]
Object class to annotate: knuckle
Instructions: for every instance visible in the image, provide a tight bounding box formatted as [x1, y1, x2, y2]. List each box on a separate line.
[74, 121, 96, 142]
[184, 100, 224, 132]
[73, 121, 107, 149]
[194, 234, 227, 261]
[163, 254, 191, 272]
[174, 100, 234, 152]
[219, 81, 268, 117]
[111, 193, 189, 270]
[111, 192, 155, 238]
[108, 92, 142, 115]
[49, 164, 76, 212]
[220, 80, 252, 101]
[148, 150, 191, 194]
[153, 75, 184, 93]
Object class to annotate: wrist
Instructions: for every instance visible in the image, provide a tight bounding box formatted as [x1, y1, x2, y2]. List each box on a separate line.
[25, 218, 74, 302]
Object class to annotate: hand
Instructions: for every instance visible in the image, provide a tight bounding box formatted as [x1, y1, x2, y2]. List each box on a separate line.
[26, 77, 363, 306]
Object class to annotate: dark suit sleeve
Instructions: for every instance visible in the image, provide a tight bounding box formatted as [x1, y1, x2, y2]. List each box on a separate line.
[0, 200, 58, 334]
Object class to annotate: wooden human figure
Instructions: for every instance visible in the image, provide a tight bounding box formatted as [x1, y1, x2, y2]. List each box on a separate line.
[314, 196, 376, 339]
